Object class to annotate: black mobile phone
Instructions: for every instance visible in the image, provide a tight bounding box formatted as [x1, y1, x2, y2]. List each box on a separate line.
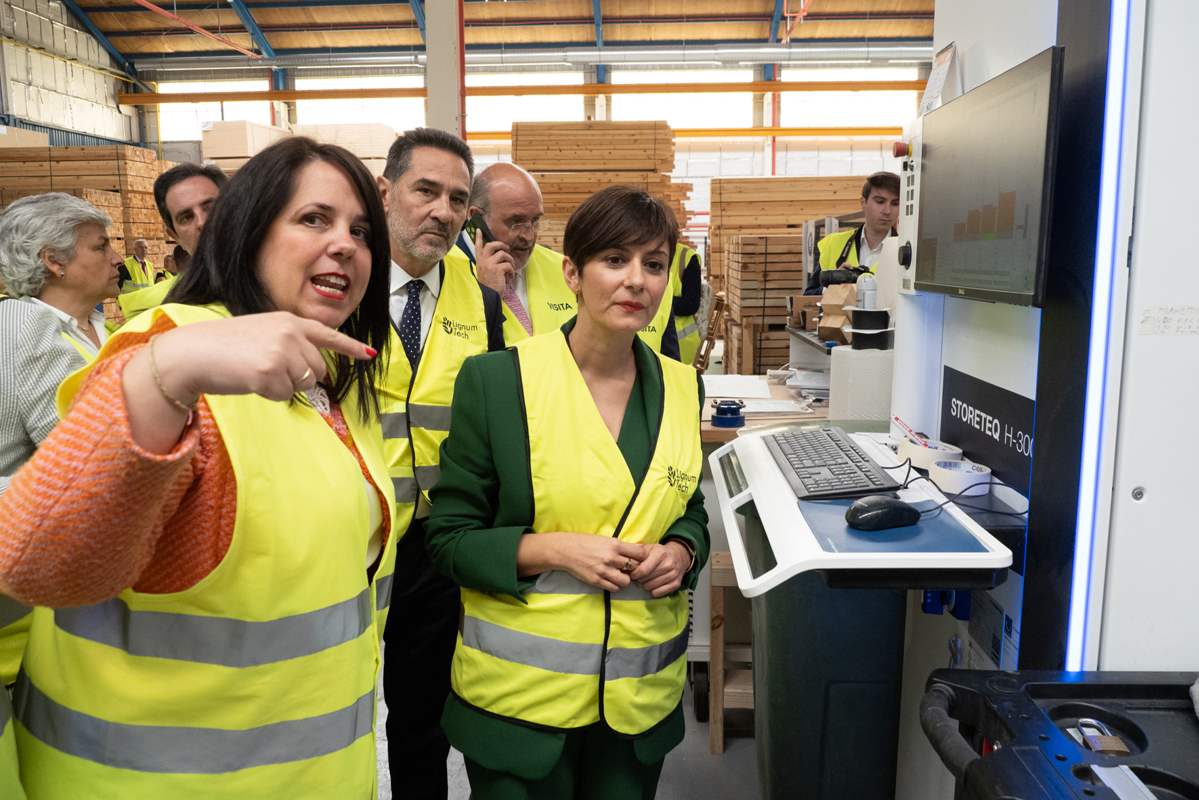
[464, 213, 495, 245]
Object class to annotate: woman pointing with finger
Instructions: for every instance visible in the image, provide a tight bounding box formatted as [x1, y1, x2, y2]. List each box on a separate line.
[427, 186, 709, 799]
[0, 137, 396, 799]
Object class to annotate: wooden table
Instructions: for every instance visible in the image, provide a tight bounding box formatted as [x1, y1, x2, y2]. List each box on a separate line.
[701, 379, 829, 444]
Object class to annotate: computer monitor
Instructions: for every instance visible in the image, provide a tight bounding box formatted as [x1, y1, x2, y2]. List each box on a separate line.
[915, 47, 1063, 307]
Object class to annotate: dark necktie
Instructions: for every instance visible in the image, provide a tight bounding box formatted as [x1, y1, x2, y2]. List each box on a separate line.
[399, 279, 424, 366]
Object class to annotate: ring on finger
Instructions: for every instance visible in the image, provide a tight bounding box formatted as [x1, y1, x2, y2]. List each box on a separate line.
[621, 557, 634, 573]
[298, 367, 313, 385]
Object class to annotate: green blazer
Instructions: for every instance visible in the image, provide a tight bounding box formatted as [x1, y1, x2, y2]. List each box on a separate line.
[427, 322, 709, 777]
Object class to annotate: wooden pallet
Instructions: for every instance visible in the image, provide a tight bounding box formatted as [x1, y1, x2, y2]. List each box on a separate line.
[724, 319, 791, 375]
[726, 234, 812, 328]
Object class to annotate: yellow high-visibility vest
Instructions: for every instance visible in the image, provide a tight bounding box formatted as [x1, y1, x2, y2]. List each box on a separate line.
[121, 256, 158, 291]
[0, 691, 25, 799]
[671, 244, 702, 366]
[19, 302, 397, 798]
[451, 330, 702, 735]
[118, 273, 177, 322]
[376, 260, 491, 558]
[447, 244, 575, 345]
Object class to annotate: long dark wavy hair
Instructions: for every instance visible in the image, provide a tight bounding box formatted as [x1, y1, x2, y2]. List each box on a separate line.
[167, 137, 391, 421]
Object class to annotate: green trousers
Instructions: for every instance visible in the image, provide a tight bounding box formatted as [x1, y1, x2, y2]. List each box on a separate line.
[464, 723, 665, 800]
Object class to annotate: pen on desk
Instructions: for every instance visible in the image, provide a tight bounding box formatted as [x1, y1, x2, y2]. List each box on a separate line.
[893, 415, 930, 447]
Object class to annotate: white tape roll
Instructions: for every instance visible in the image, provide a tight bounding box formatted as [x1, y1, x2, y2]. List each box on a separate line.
[930, 459, 992, 497]
[896, 437, 963, 470]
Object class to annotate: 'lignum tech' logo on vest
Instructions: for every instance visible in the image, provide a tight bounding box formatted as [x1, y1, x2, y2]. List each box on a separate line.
[440, 315, 481, 340]
[665, 465, 697, 497]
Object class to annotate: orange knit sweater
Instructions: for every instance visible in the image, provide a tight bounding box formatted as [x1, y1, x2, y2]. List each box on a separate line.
[0, 316, 389, 607]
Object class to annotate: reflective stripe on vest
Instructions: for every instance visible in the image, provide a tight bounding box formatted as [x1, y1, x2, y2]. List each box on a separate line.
[32, 303, 395, 796]
[377, 260, 490, 540]
[452, 331, 702, 735]
[15, 674, 374, 775]
[0, 693, 23, 800]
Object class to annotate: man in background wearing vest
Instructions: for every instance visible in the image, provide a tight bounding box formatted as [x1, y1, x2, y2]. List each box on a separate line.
[375, 128, 504, 800]
[119, 239, 156, 292]
[446, 162, 573, 344]
[117, 163, 227, 322]
[805, 171, 900, 294]
[671, 243, 703, 365]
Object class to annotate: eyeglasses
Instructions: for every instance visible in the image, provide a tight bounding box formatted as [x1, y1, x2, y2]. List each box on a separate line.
[502, 218, 541, 235]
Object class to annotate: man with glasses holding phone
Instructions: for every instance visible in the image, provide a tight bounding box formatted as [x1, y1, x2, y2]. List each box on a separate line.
[447, 162, 573, 344]
[449, 163, 681, 359]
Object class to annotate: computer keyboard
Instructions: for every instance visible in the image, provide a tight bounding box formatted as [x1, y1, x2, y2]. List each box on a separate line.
[763, 426, 900, 501]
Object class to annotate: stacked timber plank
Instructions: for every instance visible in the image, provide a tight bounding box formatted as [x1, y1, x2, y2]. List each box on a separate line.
[512, 122, 691, 253]
[294, 123, 394, 177]
[724, 234, 806, 374]
[513, 121, 674, 173]
[0, 145, 167, 259]
[708, 176, 865, 293]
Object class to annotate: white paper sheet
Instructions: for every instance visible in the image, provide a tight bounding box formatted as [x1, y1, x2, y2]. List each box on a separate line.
[702, 374, 772, 399]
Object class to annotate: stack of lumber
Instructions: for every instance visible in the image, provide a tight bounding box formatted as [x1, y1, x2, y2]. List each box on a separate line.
[724, 234, 806, 374]
[512, 122, 692, 253]
[513, 121, 674, 173]
[708, 176, 864, 292]
[201, 120, 291, 175]
[0, 186, 124, 242]
[0, 145, 167, 258]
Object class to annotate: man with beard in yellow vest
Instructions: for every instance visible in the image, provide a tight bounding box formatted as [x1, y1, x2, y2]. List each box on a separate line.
[447, 163, 682, 359]
[374, 128, 505, 800]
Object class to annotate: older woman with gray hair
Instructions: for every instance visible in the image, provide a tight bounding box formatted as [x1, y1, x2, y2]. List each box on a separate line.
[0, 192, 122, 492]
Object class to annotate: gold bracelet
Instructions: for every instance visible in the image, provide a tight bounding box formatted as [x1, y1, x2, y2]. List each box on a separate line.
[149, 336, 196, 414]
[668, 539, 697, 572]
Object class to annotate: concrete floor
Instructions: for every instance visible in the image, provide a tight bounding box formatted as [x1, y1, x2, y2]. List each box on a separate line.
[375, 683, 759, 800]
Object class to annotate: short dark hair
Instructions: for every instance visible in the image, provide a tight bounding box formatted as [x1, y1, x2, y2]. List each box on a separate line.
[383, 127, 474, 183]
[861, 171, 900, 200]
[563, 186, 678, 272]
[167, 137, 392, 421]
[153, 162, 228, 233]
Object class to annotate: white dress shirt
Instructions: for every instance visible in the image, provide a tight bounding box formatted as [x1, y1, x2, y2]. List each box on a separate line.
[30, 298, 107, 356]
[389, 260, 442, 346]
[858, 229, 889, 270]
[388, 260, 442, 519]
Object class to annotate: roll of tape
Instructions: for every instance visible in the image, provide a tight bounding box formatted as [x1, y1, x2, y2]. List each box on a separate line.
[897, 437, 963, 470]
[931, 459, 992, 497]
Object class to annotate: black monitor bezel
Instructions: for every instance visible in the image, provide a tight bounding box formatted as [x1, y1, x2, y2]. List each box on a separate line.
[915, 46, 1064, 308]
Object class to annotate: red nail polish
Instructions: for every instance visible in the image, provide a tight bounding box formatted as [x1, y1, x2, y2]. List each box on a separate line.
[364, 346, 378, 358]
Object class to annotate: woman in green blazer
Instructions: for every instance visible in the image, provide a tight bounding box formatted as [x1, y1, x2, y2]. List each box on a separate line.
[427, 186, 709, 800]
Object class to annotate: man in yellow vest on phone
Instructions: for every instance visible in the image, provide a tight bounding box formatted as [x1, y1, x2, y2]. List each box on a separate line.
[447, 163, 681, 358]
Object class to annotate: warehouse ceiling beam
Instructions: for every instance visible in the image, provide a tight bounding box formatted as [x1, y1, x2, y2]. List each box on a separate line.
[117, 78, 926, 105]
[129, 38, 933, 69]
[225, 0, 276, 58]
[59, 0, 133, 74]
[122, 0, 263, 59]
[465, 125, 904, 141]
[765, 0, 785, 81]
[409, 0, 427, 43]
[93, 0, 413, 10]
[592, 0, 607, 84]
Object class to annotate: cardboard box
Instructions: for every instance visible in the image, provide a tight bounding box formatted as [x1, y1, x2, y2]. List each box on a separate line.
[817, 284, 857, 344]
[789, 294, 821, 330]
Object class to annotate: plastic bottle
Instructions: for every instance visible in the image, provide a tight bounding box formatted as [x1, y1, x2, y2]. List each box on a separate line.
[856, 272, 878, 310]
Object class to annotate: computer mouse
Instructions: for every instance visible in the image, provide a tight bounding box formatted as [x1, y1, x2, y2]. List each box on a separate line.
[845, 495, 922, 531]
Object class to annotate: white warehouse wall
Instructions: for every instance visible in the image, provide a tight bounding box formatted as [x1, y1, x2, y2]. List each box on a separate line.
[0, 0, 137, 141]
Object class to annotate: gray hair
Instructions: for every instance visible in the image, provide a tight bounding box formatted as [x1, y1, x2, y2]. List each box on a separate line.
[0, 193, 111, 298]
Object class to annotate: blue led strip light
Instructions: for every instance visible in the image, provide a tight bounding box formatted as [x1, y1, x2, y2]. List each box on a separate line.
[1066, 0, 1133, 672]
